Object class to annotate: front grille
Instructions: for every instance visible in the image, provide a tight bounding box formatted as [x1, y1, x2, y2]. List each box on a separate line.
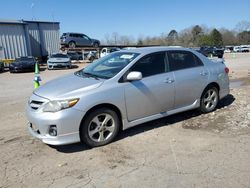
[30, 100, 44, 110]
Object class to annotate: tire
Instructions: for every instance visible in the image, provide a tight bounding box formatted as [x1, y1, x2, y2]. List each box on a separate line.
[68, 41, 76, 48]
[80, 108, 120, 147]
[200, 86, 219, 113]
[93, 42, 99, 48]
[89, 56, 95, 62]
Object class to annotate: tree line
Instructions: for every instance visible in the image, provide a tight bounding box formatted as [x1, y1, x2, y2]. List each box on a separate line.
[103, 21, 250, 47]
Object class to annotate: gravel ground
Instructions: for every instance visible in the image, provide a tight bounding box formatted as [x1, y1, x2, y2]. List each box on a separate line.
[0, 54, 250, 188]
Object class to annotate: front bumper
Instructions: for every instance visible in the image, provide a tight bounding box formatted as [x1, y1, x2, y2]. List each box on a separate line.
[26, 98, 85, 145]
[47, 62, 71, 69]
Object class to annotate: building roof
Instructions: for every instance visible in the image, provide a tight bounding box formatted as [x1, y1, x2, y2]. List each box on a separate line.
[0, 19, 59, 25]
[0, 19, 26, 25]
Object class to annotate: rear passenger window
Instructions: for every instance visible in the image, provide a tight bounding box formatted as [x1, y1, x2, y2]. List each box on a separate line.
[130, 52, 166, 77]
[168, 51, 203, 71]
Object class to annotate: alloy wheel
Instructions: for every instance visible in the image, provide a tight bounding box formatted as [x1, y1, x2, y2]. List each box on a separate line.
[203, 89, 218, 111]
[88, 113, 115, 142]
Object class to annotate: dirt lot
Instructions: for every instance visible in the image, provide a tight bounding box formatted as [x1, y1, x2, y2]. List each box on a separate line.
[0, 53, 250, 188]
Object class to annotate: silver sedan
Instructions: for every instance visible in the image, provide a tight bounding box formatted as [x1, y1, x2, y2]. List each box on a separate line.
[26, 47, 229, 147]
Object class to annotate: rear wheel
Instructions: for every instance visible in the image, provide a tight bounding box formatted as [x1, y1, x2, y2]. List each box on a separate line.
[68, 41, 76, 48]
[200, 86, 219, 113]
[80, 108, 120, 147]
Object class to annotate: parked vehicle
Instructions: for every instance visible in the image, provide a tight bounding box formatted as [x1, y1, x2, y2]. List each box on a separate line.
[9, 56, 36, 73]
[224, 46, 234, 53]
[60, 32, 100, 48]
[47, 53, 71, 70]
[100, 47, 120, 58]
[0, 61, 4, 72]
[233, 46, 249, 53]
[199, 47, 224, 58]
[84, 51, 98, 62]
[26, 47, 229, 147]
[67, 51, 83, 60]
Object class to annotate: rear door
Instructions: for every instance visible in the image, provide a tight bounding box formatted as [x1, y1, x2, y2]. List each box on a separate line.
[167, 50, 208, 108]
[124, 52, 175, 121]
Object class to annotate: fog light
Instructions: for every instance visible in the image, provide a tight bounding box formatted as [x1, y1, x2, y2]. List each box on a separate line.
[48, 125, 57, 136]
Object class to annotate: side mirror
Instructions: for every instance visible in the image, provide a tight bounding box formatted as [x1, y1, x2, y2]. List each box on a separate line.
[126, 71, 142, 81]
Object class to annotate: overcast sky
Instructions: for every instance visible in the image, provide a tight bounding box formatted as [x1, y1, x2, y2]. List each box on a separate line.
[1, 0, 250, 39]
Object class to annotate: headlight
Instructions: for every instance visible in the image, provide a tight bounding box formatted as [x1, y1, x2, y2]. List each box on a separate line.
[41, 98, 79, 112]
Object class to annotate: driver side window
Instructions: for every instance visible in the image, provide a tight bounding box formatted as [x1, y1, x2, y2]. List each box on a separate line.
[130, 52, 166, 78]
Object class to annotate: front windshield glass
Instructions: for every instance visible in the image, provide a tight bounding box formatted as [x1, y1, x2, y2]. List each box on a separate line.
[76, 52, 139, 79]
[16, 57, 34, 61]
[51, 54, 68, 58]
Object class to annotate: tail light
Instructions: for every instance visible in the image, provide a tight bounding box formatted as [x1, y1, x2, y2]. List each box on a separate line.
[225, 67, 229, 74]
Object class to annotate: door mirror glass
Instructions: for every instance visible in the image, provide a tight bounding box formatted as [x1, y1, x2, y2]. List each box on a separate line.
[126, 71, 142, 81]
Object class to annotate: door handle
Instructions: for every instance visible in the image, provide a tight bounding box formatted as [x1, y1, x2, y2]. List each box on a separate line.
[200, 72, 208, 76]
[164, 78, 175, 83]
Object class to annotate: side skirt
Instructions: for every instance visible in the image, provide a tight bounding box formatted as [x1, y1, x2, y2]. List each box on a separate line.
[122, 99, 200, 130]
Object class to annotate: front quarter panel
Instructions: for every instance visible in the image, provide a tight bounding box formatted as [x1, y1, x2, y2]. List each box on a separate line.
[72, 82, 127, 123]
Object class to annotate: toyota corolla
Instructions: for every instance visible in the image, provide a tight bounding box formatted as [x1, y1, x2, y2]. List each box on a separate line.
[26, 47, 229, 147]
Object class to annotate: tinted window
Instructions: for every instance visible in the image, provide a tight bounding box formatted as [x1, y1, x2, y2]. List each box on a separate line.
[69, 34, 79, 38]
[51, 54, 68, 58]
[131, 53, 166, 77]
[168, 51, 203, 71]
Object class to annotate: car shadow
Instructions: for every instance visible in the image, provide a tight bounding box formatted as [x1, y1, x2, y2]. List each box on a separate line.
[71, 64, 79, 69]
[51, 94, 235, 153]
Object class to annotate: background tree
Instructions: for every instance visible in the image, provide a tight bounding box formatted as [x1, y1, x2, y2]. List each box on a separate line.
[191, 25, 203, 46]
[220, 29, 237, 45]
[167, 29, 178, 45]
[237, 31, 250, 44]
[235, 20, 250, 32]
[210, 29, 223, 46]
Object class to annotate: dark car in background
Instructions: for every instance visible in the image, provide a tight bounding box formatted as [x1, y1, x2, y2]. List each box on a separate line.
[60, 32, 100, 48]
[67, 51, 83, 60]
[9, 56, 36, 73]
[199, 47, 224, 58]
[0, 61, 4, 72]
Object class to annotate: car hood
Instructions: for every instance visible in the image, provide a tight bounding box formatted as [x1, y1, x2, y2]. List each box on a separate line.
[34, 73, 104, 99]
[48, 57, 70, 63]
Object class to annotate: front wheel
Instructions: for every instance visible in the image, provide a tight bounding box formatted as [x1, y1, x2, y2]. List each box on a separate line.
[200, 86, 219, 113]
[80, 108, 120, 147]
[93, 42, 99, 48]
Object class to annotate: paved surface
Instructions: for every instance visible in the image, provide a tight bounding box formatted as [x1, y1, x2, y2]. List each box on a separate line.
[0, 54, 250, 188]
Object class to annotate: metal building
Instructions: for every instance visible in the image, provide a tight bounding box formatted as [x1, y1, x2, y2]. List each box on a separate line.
[0, 19, 60, 59]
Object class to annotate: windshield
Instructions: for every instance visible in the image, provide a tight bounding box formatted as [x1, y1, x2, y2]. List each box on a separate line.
[76, 52, 139, 79]
[51, 54, 68, 58]
[16, 57, 34, 61]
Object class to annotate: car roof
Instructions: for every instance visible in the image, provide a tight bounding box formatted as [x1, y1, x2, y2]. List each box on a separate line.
[66, 32, 84, 35]
[121, 46, 194, 55]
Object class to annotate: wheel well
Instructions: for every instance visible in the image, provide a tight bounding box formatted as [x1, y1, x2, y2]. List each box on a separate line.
[207, 82, 220, 92]
[202, 82, 220, 98]
[79, 103, 123, 132]
[68, 40, 75, 44]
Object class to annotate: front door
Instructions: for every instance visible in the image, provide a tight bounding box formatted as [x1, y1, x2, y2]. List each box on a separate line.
[124, 52, 175, 121]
